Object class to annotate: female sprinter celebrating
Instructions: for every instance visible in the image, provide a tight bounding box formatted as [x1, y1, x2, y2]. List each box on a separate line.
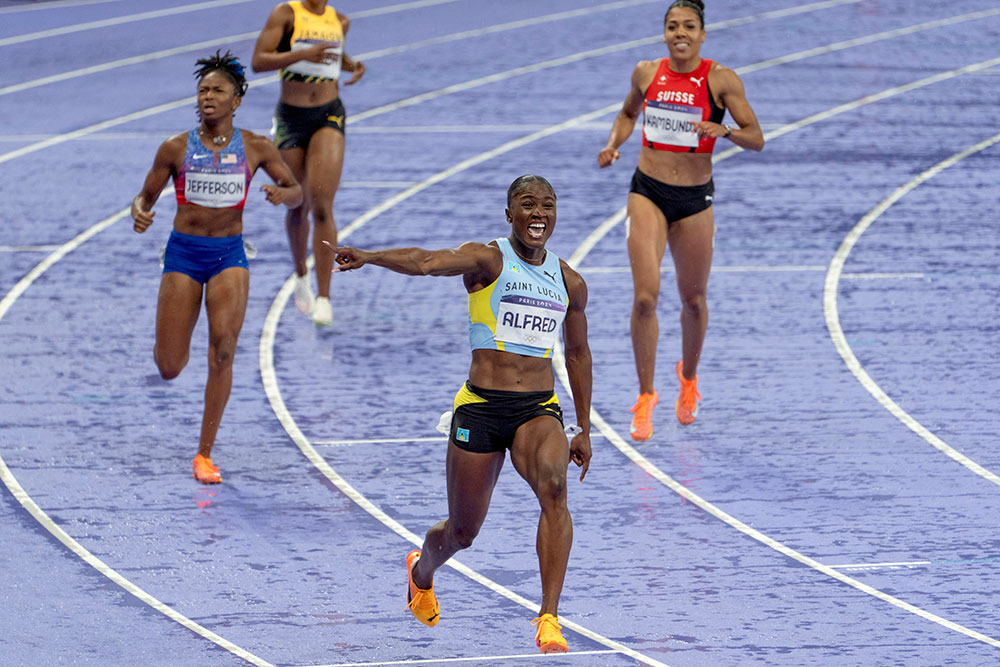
[131, 51, 302, 483]
[252, 1, 365, 326]
[598, 0, 764, 440]
[332, 175, 592, 653]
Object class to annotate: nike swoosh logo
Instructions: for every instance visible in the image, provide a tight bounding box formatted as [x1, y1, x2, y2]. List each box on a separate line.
[193, 153, 210, 159]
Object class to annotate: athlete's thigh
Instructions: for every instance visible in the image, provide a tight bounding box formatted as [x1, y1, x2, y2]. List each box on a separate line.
[667, 206, 714, 298]
[203, 267, 249, 337]
[155, 272, 203, 358]
[627, 192, 669, 295]
[445, 441, 506, 528]
[305, 128, 346, 203]
[509, 415, 568, 494]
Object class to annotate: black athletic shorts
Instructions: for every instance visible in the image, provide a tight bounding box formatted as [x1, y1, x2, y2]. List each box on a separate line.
[450, 381, 564, 454]
[629, 168, 714, 224]
[272, 97, 346, 150]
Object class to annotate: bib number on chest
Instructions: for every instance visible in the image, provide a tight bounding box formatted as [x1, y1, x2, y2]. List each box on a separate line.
[185, 172, 246, 208]
[494, 295, 565, 350]
[644, 100, 702, 148]
[285, 39, 342, 80]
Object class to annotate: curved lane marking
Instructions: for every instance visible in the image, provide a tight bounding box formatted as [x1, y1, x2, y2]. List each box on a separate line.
[0, 0, 871, 161]
[824, 133, 1000, 486]
[0, 207, 276, 667]
[0, 0, 657, 98]
[260, 15, 1000, 663]
[259, 103, 670, 666]
[554, 64, 1000, 646]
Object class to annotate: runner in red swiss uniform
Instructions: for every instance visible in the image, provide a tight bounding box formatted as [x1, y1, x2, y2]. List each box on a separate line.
[598, 0, 764, 440]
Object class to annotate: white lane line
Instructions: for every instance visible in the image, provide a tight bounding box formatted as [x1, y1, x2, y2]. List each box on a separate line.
[572, 54, 1000, 269]
[0, 0, 125, 14]
[828, 561, 932, 569]
[258, 22, 1000, 661]
[0, 0, 252, 47]
[737, 7, 1000, 76]
[340, 180, 420, 188]
[350, 0, 462, 18]
[551, 346, 1000, 649]
[355, 0, 661, 59]
[0, 206, 275, 667]
[0, 0, 651, 98]
[337, 106, 618, 238]
[824, 133, 1000, 487]
[557, 62, 1000, 648]
[347, 1, 868, 125]
[313, 437, 445, 446]
[260, 105, 673, 667]
[0, 0, 460, 97]
[0, 0, 870, 163]
[293, 650, 620, 667]
[578, 265, 922, 279]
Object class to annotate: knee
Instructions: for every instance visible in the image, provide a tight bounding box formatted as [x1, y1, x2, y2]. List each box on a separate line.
[286, 206, 308, 224]
[680, 292, 707, 318]
[633, 289, 659, 319]
[535, 466, 568, 507]
[447, 521, 480, 551]
[207, 333, 238, 370]
[153, 347, 185, 380]
[310, 201, 333, 226]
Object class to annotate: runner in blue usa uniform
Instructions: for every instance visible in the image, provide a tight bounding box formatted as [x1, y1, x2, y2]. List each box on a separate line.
[131, 52, 302, 484]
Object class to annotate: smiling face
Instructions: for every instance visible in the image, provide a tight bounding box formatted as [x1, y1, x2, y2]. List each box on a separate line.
[196, 70, 241, 122]
[664, 7, 705, 60]
[506, 181, 557, 256]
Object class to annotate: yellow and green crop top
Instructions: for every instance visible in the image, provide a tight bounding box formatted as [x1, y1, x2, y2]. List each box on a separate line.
[278, 1, 344, 83]
[468, 238, 569, 358]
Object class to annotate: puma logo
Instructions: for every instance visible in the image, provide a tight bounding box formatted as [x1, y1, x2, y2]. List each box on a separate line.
[543, 270, 558, 282]
[327, 114, 344, 127]
[690, 76, 704, 88]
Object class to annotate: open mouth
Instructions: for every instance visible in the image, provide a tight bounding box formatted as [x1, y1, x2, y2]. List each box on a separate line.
[527, 223, 547, 239]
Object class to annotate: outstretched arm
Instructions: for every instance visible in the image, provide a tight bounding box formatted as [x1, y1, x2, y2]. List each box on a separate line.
[332, 241, 500, 281]
[598, 61, 650, 168]
[561, 261, 593, 481]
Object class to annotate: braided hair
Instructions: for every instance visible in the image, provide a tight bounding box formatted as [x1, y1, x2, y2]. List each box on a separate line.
[507, 174, 556, 207]
[665, 0, 705, 28]
[193, 49, 248, 97]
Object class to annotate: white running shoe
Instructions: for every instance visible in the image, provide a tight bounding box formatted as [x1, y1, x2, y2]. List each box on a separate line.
[293, 274, 315, 316]
[313, 296, 333, 326]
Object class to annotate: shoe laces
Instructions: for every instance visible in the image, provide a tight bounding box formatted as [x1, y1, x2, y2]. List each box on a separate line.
[408, 585, 436, 613]
[630, 392, 657, 421]
[678, 377, 700, 408]
[532, 614, 562, 639]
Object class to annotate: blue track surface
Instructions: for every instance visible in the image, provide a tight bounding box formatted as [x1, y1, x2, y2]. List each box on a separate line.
[2, 1, 1000, 665]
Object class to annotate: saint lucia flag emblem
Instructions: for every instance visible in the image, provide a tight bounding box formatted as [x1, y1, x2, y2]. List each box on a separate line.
[508, 262, 520, 273]
[456, 428, 470, 442]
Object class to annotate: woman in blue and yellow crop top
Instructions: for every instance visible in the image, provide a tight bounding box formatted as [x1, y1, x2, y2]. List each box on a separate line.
[252, 1, 366, 326]
[332, 176, 592, 654]
[598, 0, 764, 440]
[130, 52, 302, 484]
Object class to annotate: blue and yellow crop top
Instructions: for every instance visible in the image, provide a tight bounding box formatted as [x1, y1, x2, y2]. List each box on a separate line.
[468, 238, 569, 358]
[278, 1, 344, 83]
[174, 128, 252, 210]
